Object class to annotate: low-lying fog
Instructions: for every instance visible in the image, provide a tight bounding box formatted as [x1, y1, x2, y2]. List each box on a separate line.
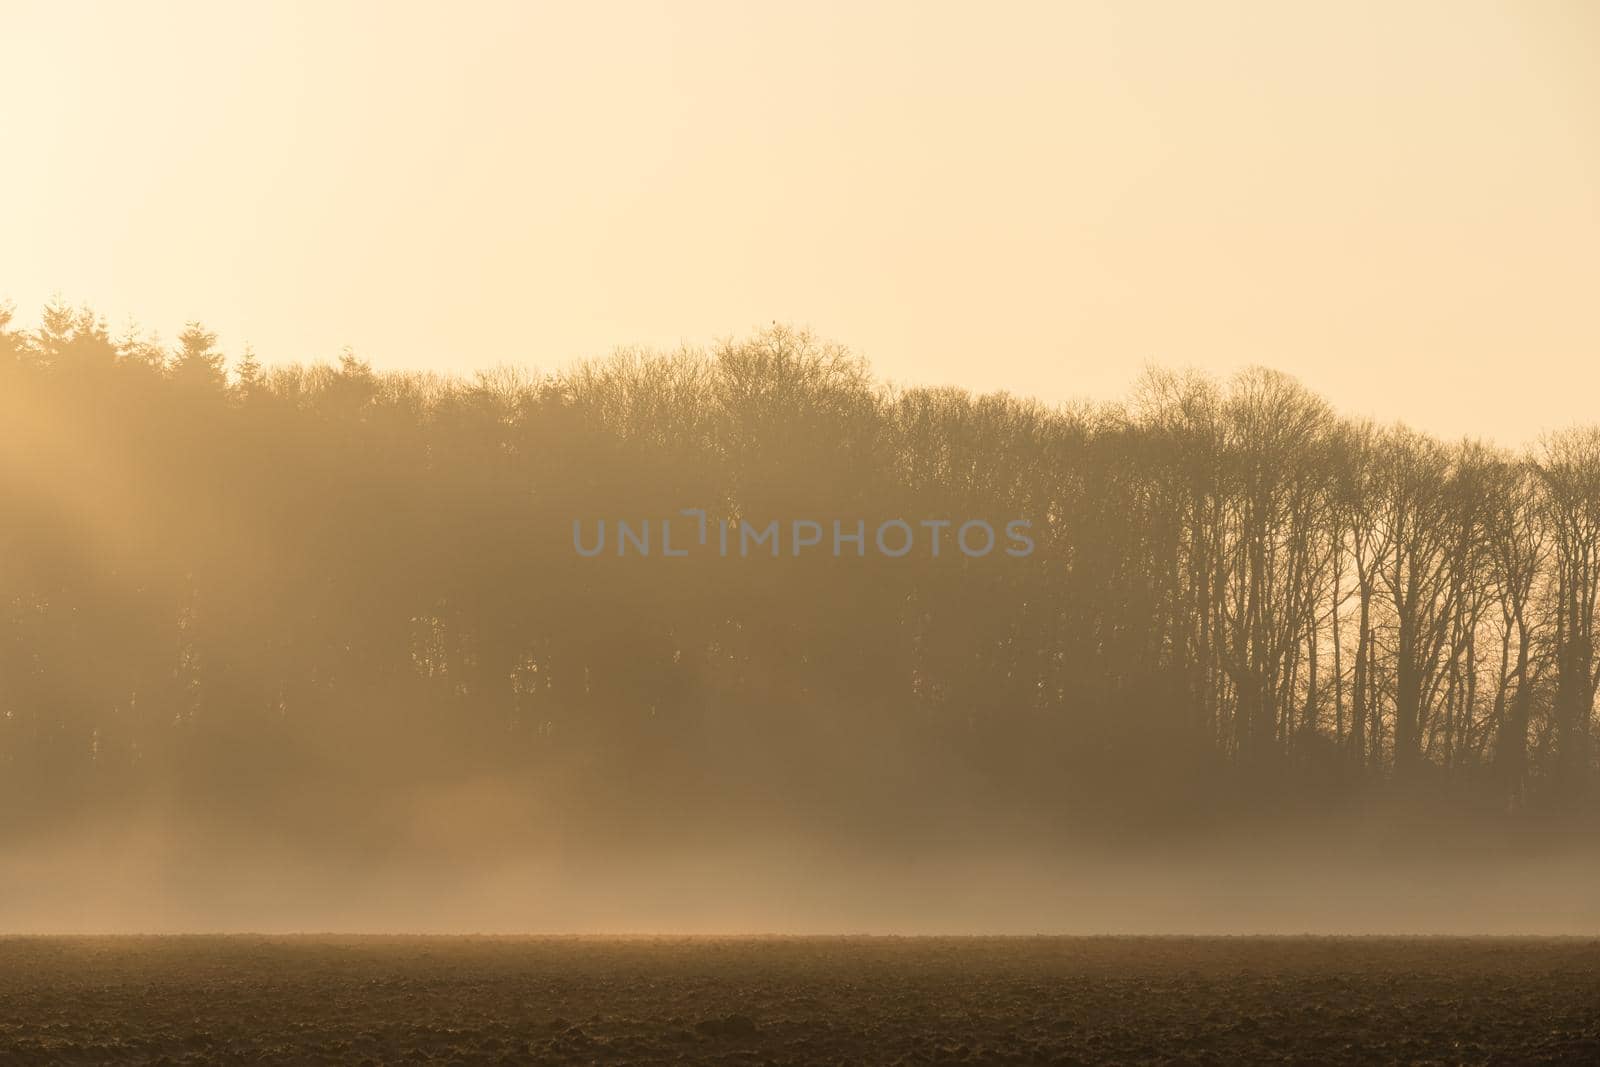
[5, 778, 1595, 935]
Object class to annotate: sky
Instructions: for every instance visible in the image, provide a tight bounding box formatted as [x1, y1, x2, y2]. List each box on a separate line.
[4, 0, 1597, 445]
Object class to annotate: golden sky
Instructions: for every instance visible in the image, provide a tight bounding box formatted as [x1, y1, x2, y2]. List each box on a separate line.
[5, 0, 1596, 444]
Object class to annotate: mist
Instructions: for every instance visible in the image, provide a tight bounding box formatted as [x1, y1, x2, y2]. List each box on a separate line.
[5, 778, 1598, 935]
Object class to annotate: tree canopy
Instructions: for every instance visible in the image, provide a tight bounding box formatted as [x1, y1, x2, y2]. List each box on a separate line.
[2, 299, 1596, 843]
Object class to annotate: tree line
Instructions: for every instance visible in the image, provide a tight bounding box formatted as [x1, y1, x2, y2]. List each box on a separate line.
[2, 299, 1596, 833]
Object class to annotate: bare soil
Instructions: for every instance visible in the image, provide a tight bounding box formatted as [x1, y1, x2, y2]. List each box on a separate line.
[1, 936, 1596, 1064]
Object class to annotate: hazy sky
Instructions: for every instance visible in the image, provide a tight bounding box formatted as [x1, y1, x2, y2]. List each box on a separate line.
[5, 0, 1596, 444]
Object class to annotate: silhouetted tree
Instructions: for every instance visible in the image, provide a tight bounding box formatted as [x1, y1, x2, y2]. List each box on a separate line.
[0, 301, 1596, 837]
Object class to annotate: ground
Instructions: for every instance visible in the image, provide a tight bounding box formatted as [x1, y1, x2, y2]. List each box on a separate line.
[1, 936, 1597, 1064]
